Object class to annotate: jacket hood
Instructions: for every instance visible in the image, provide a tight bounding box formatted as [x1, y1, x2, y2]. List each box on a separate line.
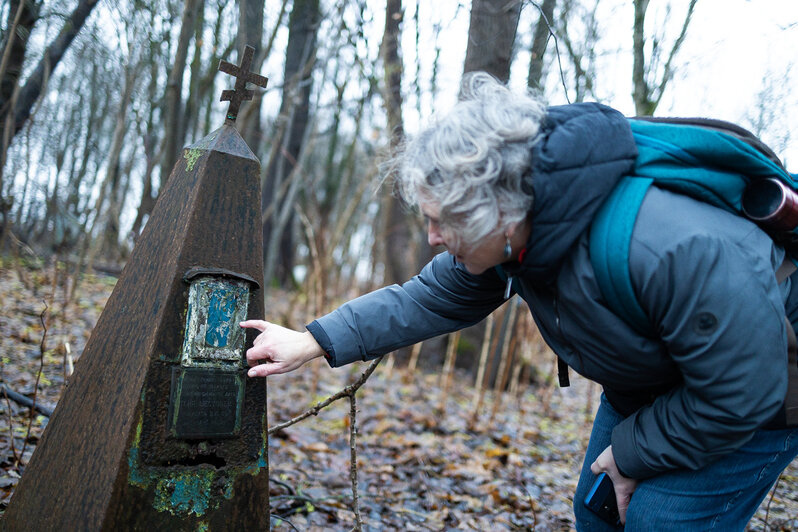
[505, 103, 638, 282]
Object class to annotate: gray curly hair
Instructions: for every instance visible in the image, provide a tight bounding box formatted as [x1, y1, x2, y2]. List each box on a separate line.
[393, 72, 546, 251]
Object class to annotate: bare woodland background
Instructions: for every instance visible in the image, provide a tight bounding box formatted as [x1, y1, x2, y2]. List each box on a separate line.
[2, 0, 795, 299]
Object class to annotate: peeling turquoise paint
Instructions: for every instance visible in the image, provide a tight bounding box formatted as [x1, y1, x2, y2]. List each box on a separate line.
[205, 286, 237, 347]
[182, 277, 249, 367]
[127, 413, 268, 518]
[154, 472, 213, 516]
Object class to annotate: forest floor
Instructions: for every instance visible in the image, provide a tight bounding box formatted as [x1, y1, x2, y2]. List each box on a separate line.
[1, 259, 797, 530]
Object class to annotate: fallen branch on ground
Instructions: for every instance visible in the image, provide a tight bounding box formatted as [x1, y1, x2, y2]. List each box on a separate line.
[0, 385, 54, 417]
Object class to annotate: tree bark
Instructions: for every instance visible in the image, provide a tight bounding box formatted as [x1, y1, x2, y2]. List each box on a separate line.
[527, 0, 556, 89]
[463, 0, 522, 83]
[0, 0, 98, 243]
[381, 0, 413, 286]
[632, 0, 698, 116]
[10, 0, 100, 136]
[262, 0, 319, 286]
[631, 0, 649, 114]
[236, 0, 265, 148]
[159, 0, 200, 187]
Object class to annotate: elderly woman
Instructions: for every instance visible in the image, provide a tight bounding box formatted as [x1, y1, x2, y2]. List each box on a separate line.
[241, 73, 798, 530]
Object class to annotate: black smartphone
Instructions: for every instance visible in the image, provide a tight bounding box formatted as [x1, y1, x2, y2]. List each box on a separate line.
[583, 472, 621, 526]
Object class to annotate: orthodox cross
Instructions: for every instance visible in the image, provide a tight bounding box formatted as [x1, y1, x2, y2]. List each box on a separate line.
[219, 45, 268, 123]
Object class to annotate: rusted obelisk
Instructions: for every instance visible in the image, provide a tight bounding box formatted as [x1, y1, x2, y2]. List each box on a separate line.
[3, 46, 270, 531]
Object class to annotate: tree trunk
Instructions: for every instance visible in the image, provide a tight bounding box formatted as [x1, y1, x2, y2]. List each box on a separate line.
[527, 0, 556, 89]
[10, 0, 100, 136]
[262, 0, 319, 286]
[632, 0, 698, 116]
[0, 0, 40, 114]
[0, 0, 98, 244]
[181, 0, 206, 149]
[463, 0, 522, 82]
[381, 0, 413, 286]
[631, 0, 649, 115]
[159, 0, 200, 187]
[92, 63, 138, 261]
[131, 39, 162, 238]
[236, 0, 265, 149]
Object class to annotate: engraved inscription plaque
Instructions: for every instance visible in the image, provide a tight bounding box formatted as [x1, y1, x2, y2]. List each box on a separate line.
[168, 367, 243, 439]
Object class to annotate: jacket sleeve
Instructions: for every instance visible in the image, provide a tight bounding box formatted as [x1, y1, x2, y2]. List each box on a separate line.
[306, 252, 507, 367]
[611, 228, 789, 479]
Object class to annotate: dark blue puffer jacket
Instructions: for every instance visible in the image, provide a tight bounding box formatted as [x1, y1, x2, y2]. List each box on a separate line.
[306, 103, 793, 480]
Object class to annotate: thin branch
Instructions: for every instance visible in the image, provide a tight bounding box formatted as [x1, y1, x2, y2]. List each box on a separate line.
[349, 394, 363, 531]
[19, 301, 48, 464]
[1, 377, 21, 466]
[268, 357, 382, 435]
[0, 0, 27, 87]
[526, 0, 570, 103]
[763, 472, 782, 530]
[269, 514, 300, 532]
[653, 0, 698, 109]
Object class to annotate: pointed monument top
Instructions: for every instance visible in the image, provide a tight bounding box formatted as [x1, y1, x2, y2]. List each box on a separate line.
[219, 45, 268, 124]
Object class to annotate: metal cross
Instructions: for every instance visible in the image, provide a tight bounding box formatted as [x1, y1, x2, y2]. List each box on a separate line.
[219, 45, 268, 123]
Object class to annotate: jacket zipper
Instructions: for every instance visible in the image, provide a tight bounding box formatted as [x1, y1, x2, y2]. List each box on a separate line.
[551, 285, 571, 387]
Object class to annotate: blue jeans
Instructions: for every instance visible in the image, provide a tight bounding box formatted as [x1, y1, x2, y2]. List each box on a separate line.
[574, 394, 798, 531]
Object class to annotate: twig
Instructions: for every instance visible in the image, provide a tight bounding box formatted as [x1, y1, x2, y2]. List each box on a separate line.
[269, 514, 299, 532]
[526, 0, 571, 103]
[19, 302, 49, 464]
[1, 383, 21, 465]
[268, 357, 382, 435]
[267, 358, 382, 530]
[437, 331, 461, 413]
[763, 472, 782, 530]
[349, 394, 363, 531]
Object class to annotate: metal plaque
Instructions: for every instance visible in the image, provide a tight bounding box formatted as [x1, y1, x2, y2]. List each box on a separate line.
[167, 367, 243, 439]
[181, 276, 250, 368]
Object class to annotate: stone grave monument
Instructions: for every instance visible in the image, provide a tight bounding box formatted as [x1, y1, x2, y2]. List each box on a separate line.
[2, 46, 271, 531]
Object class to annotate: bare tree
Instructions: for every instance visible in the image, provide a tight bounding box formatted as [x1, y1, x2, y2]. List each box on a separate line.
[557, 0, 600, 102]
[632, 0, 698, 116]
[463, 0, 522, 82]
[236, 0, 266, 148]
[262, 0, 320, 286]
[0, 0, 101, 243]
[527, 0, 557, 89]
[158, 0, 202, 187]
[380, 0, 414, 286]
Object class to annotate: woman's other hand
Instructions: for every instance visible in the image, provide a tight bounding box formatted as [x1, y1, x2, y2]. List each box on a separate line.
[591, 445, 638, 524]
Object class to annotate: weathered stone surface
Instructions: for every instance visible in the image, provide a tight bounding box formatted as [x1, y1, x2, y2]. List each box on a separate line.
[2, 124, 269, 531]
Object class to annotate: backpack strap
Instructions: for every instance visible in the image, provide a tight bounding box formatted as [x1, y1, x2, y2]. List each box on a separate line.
[589, 175, 655, 336]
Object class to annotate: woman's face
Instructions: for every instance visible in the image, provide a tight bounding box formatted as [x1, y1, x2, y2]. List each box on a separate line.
[420, 201, 508, 275]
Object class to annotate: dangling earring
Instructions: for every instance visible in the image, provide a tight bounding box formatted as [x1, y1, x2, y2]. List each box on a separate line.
[503, 233, 512, 260]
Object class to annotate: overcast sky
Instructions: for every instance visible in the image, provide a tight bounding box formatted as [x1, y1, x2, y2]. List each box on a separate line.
[387, 0, 798, 166]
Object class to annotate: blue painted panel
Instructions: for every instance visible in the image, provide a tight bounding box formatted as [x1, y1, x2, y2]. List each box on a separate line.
[205, 286, 237, 347]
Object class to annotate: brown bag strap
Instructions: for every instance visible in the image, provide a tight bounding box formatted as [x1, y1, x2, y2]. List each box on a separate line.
[783, 318, 798, 426]
[776, 255, 798, 425]
[777, 256, 798, 283]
